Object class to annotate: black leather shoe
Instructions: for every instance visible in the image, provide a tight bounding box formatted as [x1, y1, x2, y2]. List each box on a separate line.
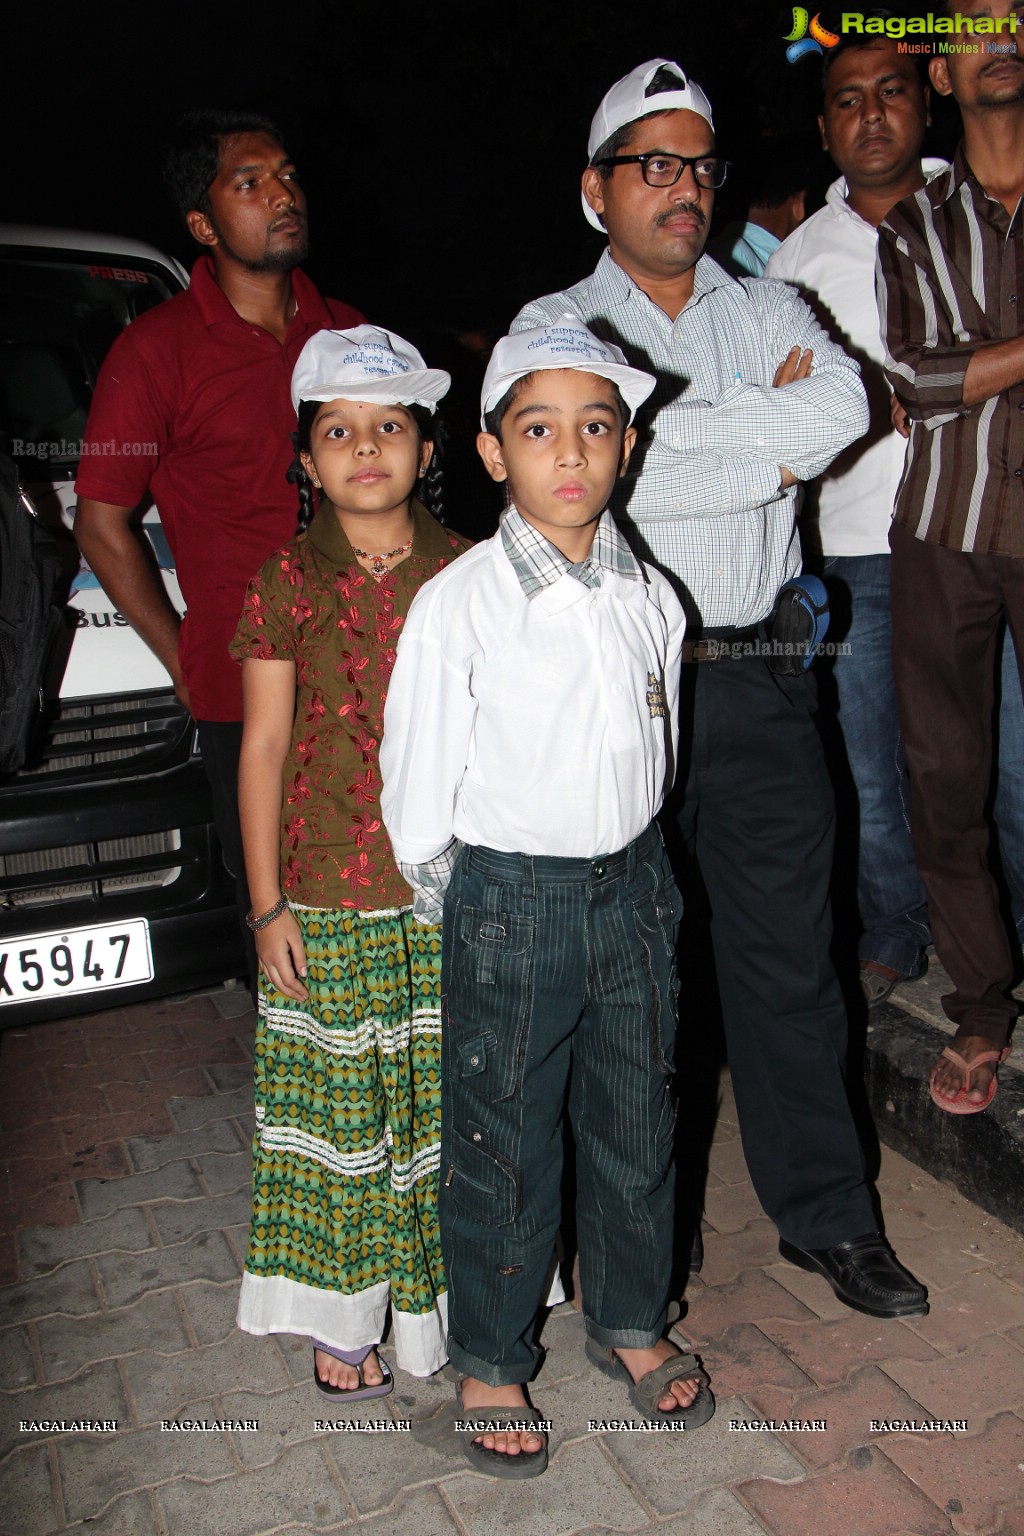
[778, 1232, 929, 1319]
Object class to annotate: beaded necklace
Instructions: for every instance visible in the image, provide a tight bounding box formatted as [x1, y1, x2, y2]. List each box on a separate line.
[351, 539, 414, 580]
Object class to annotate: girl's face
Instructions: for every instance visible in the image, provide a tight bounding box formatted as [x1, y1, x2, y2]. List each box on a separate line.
[300, 399, 432, 517]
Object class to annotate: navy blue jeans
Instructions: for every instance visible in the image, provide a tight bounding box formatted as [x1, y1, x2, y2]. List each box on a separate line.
[825, 554, 1024, 977]
[440, 825, 681, 1386]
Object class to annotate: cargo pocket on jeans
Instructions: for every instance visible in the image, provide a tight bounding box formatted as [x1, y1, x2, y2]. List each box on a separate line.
[457, 1032, 496, 1079]
[450, 907, 535, 1100]
[446, 1123, 522, 1228]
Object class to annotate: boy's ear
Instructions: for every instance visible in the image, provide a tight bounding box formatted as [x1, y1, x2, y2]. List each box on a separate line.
[618, 424, 638, 478]
[299, 449, 321, 489]
[476, 431, 508, 483]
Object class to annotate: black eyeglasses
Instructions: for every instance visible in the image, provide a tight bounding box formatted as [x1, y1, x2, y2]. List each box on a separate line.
[594, 153, 730, 190]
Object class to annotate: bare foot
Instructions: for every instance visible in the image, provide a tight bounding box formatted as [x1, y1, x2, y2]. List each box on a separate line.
[931, 1036, 1006, 1106]
[615, 1339, 700, 1412]
[458, 1377, 544, 1457]
[315, 1346, 385, 1392]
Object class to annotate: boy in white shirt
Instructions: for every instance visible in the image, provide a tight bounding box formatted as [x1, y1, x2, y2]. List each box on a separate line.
[381, 320, 712, 1479]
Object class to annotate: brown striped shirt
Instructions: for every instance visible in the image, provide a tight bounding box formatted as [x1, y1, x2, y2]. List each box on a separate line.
[875, 145, 1024, 555]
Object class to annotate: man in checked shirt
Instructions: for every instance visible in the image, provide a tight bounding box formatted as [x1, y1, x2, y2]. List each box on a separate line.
[877, 0, 1024, 1115]
[514, 57, 929, 1319]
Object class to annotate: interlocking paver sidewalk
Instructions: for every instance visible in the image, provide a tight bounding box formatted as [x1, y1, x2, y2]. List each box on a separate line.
[1, 984, 1023, 1536]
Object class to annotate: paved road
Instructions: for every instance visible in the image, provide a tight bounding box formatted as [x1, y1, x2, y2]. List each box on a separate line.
[1, 985, 1022, 1535]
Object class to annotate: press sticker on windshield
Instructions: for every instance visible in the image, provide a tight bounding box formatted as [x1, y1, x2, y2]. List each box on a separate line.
[87, 266, 150, 283]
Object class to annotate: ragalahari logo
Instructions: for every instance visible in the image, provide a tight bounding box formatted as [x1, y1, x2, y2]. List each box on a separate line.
[784, 9, 1021, 61]
[783, 8, 841, 60]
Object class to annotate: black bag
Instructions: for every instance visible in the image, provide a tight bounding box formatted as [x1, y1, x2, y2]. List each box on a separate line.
[0, 454, 62, 774]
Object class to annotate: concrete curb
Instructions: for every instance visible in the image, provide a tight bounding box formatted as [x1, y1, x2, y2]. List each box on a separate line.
[865, 1001, 1024, 1235]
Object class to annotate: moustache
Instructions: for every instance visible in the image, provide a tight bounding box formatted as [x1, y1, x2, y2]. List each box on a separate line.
[655, 205, 706, 229]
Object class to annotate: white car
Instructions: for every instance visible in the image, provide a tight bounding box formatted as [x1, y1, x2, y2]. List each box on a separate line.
[0, 225, 245, 1023]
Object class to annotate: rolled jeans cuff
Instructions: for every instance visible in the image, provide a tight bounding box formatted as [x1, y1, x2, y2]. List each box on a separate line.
[858, 941, 928, 980]
[447, 1337, 540, 1388]
[584, 1313, 667, 1352]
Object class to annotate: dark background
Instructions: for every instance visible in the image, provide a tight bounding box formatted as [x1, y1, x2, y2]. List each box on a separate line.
[10, 0, 962, 528]
[10, 0, 961, 331]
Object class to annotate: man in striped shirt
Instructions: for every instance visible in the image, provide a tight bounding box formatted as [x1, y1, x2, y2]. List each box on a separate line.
[515, 59, 929, 1321]
[876, 0, 1024, 1113]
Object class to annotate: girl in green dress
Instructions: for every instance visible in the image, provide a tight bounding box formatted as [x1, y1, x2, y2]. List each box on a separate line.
[232, 326, 471, 1397]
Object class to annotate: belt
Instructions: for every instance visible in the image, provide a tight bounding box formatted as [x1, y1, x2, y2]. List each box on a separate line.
[681, 624, 762, 663]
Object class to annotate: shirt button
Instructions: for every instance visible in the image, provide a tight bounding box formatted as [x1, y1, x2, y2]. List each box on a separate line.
[1015, 468, 1023, 478]
[603, 640, 614, 652]
[613, 683, 624, 695]
[1010, 295, 1018, 304]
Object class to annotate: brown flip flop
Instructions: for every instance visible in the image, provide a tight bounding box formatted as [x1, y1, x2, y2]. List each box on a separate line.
[929, 1045, 1010, 1116]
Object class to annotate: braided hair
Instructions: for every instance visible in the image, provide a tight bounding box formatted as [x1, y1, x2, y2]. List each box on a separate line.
[288, 401, 321, 533]
[288, 399, 447, 534]
[408, 404, 446, 526]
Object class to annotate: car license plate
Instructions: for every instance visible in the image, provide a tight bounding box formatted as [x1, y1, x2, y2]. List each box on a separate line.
[0, 919, 153, 1006]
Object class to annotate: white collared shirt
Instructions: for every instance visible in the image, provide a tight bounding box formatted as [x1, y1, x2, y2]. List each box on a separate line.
[513, 250, 868, 626]
[765, 163, 948, 556]
[380, 510, 686, 868]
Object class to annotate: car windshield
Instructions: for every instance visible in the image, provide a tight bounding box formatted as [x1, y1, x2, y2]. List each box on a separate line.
[0, 246, 179, 472]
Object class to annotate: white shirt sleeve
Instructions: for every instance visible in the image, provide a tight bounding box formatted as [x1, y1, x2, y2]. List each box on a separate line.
[380, 594, 478, 867]
[763, 243, 798, 284]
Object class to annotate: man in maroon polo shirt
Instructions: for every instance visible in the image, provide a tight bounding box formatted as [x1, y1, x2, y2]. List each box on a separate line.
[74, 110, 363, 985]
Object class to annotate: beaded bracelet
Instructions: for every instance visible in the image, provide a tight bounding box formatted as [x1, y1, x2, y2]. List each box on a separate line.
[246, 896, 288, 931]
